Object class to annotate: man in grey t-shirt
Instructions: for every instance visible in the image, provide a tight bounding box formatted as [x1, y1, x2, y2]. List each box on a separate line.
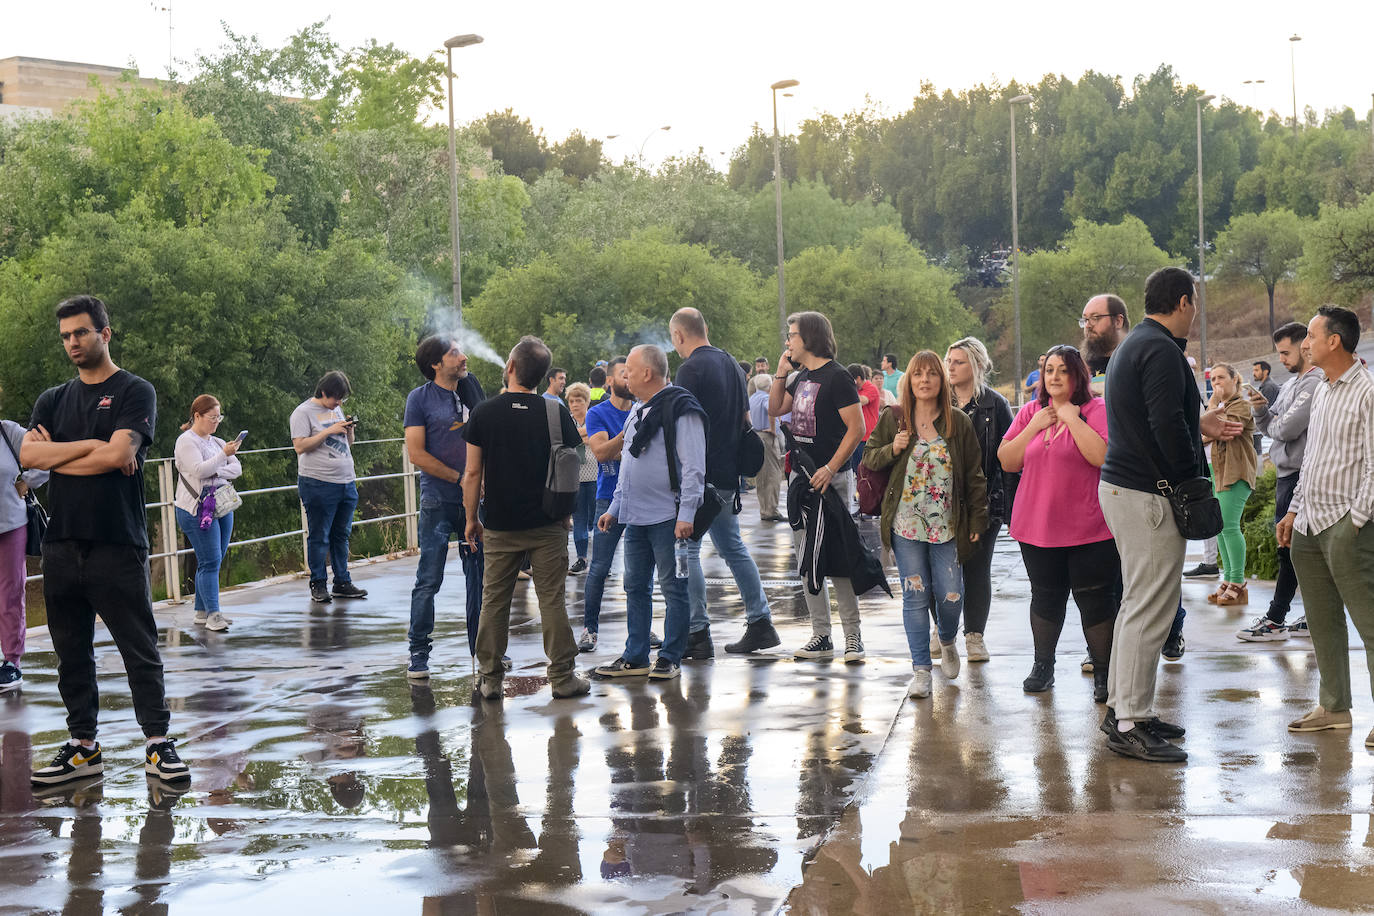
[291, 371, 366, 603]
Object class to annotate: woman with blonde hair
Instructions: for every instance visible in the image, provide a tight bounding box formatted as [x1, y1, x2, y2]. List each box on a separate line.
[1205, 363, 1257, 606]
[175, 394, 243, 632]
[863, 351, 987, 699]
[565, 382, 600, 574]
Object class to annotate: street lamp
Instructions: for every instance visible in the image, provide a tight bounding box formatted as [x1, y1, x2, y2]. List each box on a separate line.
[1196, 93, 1216, 370]
[638, 125, 671, 164]
[444, 32, 483, 327]
[771, 78, 800, 345]
[1008, 93, 1032, 405]
[1242, 78, 1265, 111]
[1289, 34, 1302, 137]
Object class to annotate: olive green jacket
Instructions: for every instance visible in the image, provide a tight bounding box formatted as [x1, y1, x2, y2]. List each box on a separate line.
[862, 406, 989, 563]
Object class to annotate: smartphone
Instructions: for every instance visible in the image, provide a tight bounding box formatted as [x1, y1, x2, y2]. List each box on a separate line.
[234, 430, 249, 443]
[1242, 383, 1261, 396]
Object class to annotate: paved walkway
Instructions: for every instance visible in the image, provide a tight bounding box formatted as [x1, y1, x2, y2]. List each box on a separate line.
[2, 497, 1372, 913]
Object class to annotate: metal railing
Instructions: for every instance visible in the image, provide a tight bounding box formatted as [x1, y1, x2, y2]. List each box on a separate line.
[26, 437, 421, 602]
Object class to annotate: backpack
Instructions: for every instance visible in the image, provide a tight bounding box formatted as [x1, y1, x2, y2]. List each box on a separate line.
[542, 398, 580, 518]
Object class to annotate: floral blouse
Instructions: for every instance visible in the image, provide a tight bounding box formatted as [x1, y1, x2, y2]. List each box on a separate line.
[893, 435, 953, 544]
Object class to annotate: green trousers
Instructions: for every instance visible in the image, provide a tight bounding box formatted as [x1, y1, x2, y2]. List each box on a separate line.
[1214, 479, 1252, 584]
[1290, 513, 1374, 713]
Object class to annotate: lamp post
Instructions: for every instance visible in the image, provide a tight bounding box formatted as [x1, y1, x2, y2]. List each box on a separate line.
[1242, 78, 1265, 111]
[1289, 34, 1302, 137]
[1196, 93, 1216, 371]
[771, 78, 800, 345]
[1008, 93, 1032, 405]
[638, 125, 671, 164]
[444, 32, 483, 328]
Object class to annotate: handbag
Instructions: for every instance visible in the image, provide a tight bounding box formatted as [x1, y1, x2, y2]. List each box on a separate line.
[179, 471, 241, 522]
[856, 408, 903, 517]
[1142, 443, 1222, 540]
[0, 426, 48, 556]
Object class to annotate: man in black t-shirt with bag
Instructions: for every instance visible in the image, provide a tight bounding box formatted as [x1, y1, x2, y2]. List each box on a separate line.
[23, 296, 191, 788]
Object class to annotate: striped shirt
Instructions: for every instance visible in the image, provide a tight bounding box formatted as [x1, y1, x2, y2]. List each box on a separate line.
[1289, 360, 1374, 535]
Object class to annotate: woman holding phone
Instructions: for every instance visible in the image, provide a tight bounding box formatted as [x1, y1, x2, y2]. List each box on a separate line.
[1205, 364, 1257, 606]
[175, 394, 243, 632]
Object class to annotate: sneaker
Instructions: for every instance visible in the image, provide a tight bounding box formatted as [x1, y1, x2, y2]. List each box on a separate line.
[1093, 668, 1109, 704]
[332, 582, 369, 599]
[310, 582, 332, 603]
[475, 674, 503, 700]
[648, 658, 681, 681]
[1023, 660, 1055, 692]
[1237, 616, 1290, 642]
[593, 657, 650, 678]
[1288, 616, 1310, 637]
[794, 634, 834, 659]
[1080, 654, 1094, 673]
[194, 611, 209, 625]
[32, 742, 103, 787]
[908, 668, 933, 699]
[552, 674, 592, 698]
[501, 655, 514, 672]
[407, 652, 430, 680]
[144, 739, 191, 783]
[965, 632, 990, 663]
[725, 619, 782, 654]
[0, 660, 21, 694]
[1106, 723, 1187, 763]
[568, 558, 588, 575]
[929, 631, 941, 660]
[843, 633, 865, 664]
[1100, 707, 1186, 740]
[204, 612, 230, 632]
[683, 627, 715, 660]
[649, 632, 663, 649]
[1287, 706, 1353, 733]
[1182, 563, 1219, 578]
[1162, 633, 1185, 662]
[939, 640, 960, 679]
[577, 629, 598, 653]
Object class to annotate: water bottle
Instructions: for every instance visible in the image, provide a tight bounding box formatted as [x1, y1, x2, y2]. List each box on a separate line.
[675, 538, 689, 578]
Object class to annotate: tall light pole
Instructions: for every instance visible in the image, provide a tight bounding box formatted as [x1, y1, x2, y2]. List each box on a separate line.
[1289, 34, 1302, 137]
[1196, 93, 1216, 371]
[1008, 93, 1032, 405]
[637, 125, 671, 164]
[444, 33, 483, 328]
[771, 78, 800, 345]
[1242, 78, 1265, 111]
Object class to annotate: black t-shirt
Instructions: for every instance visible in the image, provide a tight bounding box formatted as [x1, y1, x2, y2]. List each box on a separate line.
[463, 391, 582, 531]
[30, 369, 157, 547]
[785, 361, 860, 468]
[673, 345, 747, 488]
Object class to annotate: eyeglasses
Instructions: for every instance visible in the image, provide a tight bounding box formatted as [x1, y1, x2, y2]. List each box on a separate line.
[1077, 314, 1111, 328]
[786, 331, 801, 339]
[206, 414, 225, 423]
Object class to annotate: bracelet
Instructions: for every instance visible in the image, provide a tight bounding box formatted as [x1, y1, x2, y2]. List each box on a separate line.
[773, 374, 787, 380]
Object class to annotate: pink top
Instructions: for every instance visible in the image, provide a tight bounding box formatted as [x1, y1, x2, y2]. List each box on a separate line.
[1004, 397, 1113, 548]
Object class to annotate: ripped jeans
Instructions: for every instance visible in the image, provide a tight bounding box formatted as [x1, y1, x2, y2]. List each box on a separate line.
[891, 533, 963, 667]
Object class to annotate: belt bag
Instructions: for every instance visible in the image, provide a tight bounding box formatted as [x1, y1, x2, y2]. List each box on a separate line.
[1155, 476, 1222, 540]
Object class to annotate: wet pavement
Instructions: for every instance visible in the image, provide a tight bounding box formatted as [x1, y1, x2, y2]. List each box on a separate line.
[3, 495, 1373, 914]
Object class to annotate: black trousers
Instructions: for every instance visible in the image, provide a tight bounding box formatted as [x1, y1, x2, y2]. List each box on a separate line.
[43, 540, 169, 740]
[1019, 538, 1121, 665]
[961, 521, 1002, 635]
[1268, 472, 1300, 623]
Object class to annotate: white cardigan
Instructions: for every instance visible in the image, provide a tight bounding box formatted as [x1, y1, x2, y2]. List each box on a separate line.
[174, 430, 243, 514]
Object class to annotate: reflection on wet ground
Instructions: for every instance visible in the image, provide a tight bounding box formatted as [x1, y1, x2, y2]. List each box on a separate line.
[2, 499, 1372, 913]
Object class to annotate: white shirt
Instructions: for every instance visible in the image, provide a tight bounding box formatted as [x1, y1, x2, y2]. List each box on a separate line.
[174, 430, 243, 514]
[1289, 360, 1374, 536]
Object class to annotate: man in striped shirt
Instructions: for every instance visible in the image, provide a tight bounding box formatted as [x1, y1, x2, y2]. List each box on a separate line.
[1278, 306, 1374, 746]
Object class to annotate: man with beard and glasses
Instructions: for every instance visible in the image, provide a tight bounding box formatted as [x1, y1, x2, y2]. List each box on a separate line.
[1082, 293, 1129, 394]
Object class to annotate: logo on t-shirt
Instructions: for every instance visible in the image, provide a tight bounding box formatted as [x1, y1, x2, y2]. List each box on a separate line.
[791, 381, 820, 438]
[97, 396, 113, 410]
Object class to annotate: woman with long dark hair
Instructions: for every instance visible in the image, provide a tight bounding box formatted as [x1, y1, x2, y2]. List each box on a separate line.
[998, 345, 1118, 701]
[863, 351, 987, 699]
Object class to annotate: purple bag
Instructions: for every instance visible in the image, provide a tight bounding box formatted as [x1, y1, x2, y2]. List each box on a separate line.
[197, 487, 217, 530]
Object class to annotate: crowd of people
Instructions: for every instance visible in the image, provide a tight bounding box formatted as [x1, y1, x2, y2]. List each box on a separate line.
[6, 271, 1374, 790]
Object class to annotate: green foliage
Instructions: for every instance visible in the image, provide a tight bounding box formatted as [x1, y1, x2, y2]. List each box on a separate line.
[1003, 217, 1173, 369]
[784, 226, 975, 367]
[477, 109, 550, 182]
[1242, 466, 1279, 580]
[550, 130, 604, 184]
[1214, 209, 1306, 336]
[1299, 192, 1374, 302]
[743, 180, 901, 272]
[332, 40, 446, 132]
[727, 126, 797, 193]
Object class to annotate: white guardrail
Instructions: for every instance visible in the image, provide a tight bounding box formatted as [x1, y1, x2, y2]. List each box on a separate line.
[25, 437, 421, 602]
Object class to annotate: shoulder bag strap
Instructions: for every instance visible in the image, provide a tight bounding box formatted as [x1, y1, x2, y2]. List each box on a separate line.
[0, 423, 24, 482]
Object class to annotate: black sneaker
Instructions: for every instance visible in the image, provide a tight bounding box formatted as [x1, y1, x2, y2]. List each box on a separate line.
[407, 652, 430, 680]
[1162, 633, 1185, 661]
[843, 633, 865, 664]
[1100, 707, 1186, 740]
[1023, 660, 1055, 692]
[310, 582, 332, 603]
[794, 634, 834, 659]
[648, 658, 681, 681]
[32, 742, 104, 787]
[1106, 722, 1187, 762]
[568, 558, 588, 575]
[725, 619, 782, 654]
[147, 774, 190, 810]
[0, 660, 21, 694]
[649, 632, 663, 649]
[593, 657, 650, 678]
[145, 738, 191, 783]
[1182, 563, 1219, 578]
[332, 582, 369, 599]
[683, 627, 715, 660]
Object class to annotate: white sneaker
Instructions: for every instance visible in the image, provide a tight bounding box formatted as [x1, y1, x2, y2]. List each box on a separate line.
[929, 631, 941, 659]
[965, 632, 990, 662]
[940, 641, 961, 679]
[204, 612, 230, 632]
[908, 668, 932, 699]
[194, 611, 208, 626]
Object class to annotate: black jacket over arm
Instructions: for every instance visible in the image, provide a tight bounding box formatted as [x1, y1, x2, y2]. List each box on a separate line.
[1100, 316, 1207, 493]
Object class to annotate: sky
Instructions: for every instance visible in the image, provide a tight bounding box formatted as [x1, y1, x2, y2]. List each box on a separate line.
[7, 0, 1374, 170]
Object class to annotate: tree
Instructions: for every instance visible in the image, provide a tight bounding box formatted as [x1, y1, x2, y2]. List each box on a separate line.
[784, 226, 975, 368]
[742, 180, 901, 272]
[1213, 209, 1305, 336]
[331, 40, 446, 132]
[551, 130, 604, 184]
[727, 125, 796, 193]
[1299, 193, 1374, 303]
[477, 109, 550, 182]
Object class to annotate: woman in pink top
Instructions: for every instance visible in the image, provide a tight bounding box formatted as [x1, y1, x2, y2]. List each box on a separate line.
[998, 345, 1119, 702]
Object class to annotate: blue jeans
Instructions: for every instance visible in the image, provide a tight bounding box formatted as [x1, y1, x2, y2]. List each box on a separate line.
[572, 481, 597, 560]
[891, 534, 964, 667]
[175, 507, 233, 613]
[298, 476, 357, 586]
[687, 488, 772, 633]
[622, 519, 690, 665]
[409, 499, 483, 655]
[583, 498, 621, 633]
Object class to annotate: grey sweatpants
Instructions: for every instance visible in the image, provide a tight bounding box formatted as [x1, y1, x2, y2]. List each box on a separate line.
[792, 470, 861, 639]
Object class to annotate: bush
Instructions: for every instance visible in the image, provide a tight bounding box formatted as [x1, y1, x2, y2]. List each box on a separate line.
[1242, 466, 1279, 579]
